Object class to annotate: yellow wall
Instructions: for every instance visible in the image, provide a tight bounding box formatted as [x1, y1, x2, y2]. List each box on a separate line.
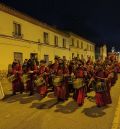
[0, 9, 95, 70]
[0, 11, 69, 70]
[0, 36, 39, 70]
[69, 35, 95, 61]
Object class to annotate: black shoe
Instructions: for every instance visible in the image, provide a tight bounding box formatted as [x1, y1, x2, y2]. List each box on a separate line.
[12, 93, 16, 96]
[29, 93, 33, 96]
[20, 91, 23, 94]
[97, 105, 101, 107]
[57, 98, 64, 102]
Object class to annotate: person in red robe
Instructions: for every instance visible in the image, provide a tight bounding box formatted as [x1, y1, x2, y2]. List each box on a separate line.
[104, 66, 112, 104]
[94, 66, 107, 107]
[11, 61, 23, 95]
[26, 59, 38, 96]
[68, 61, 75, 93]
[63, 62, 70, 99]
[50, 57, 59, 90]
[37, 60, 48, 97]
[52, 57, 59, 74]
[54, 61, 67, 101]
[73, 64, 86, 106]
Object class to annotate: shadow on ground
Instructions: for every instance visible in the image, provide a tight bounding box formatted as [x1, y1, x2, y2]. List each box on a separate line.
[3, 93, 43, 104]
[87, 95, 95, 102]
[54, 100, 79, 113]
[47, 92, 56, 98]
[82, 105, 109, 118]
[30, 98, 58, 109]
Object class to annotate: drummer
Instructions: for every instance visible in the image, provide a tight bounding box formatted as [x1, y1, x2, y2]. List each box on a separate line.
[26, 59, 38, 96]
[94, 65, 107, 107]
[63, 61, 70, 99]
[73, 63, 86, 106]
[11, 60, 23, 95]
[37, 60, 48, 97]
[53, 59, 67, 101]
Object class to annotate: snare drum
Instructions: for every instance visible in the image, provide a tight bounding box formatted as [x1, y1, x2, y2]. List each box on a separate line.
[21, 74, 30, 84]
[34, 77, 45, 87]
[67, 76, 73, 84]
[8, 74, 16, 82]
[95, 80, 107, 92]
[53, 76, 63, 86]
[73, 78, 84, 89]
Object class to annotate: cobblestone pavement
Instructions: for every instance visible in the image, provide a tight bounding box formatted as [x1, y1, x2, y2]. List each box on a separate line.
[0, 75, 120, 129]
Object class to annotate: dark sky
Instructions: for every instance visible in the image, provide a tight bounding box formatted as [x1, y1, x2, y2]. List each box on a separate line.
[1, 0, 120, 51]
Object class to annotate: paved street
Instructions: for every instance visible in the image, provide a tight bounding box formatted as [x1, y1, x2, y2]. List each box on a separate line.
[0, 75, 120, 129]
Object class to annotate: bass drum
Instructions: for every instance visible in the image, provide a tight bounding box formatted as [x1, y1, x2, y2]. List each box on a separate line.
[8, 74, 16, 82]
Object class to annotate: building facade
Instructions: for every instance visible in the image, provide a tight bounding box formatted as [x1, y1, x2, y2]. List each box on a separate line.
[69, 33, 95, 61]
[0, 3, 95, 70]
[100, 44, 107, 60]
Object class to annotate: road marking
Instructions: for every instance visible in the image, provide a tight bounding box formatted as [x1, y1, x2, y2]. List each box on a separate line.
[112, 96, 120, 129]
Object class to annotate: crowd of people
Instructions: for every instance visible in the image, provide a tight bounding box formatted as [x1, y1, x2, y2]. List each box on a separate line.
[8, 55, 120, 107]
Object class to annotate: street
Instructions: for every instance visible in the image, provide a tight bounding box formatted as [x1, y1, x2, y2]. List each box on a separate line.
[0, 75, 120, 129]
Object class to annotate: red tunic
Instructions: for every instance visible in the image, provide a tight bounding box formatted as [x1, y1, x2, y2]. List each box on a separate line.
[54, 66, 67, 101]
[12, 64, 23, 94]
[73, 67, 85, 106]
[25, 65, 38, 94]
[37, 66, 48, 96]
[95, 70, 108, 107]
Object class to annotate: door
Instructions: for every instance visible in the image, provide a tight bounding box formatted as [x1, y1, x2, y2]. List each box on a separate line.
[30, 53, 38, 60]
[44, 55, 49, 65]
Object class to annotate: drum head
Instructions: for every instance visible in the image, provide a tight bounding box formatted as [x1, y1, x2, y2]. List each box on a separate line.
[73, 78, 84, 89]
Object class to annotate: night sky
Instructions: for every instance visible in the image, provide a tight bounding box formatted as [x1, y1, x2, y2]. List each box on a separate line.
[1, 0, 120, 51]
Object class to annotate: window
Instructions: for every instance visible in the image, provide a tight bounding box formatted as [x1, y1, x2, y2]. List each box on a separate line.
[92, 46, 94, 51]
[14, 52, 23, 64]
[44, 55, 49, 65]
[72, 38, 74, 46]
[30, 53, 38, 60]
[87, 44, 89, 51]
[81, 54, 83, 59]
[77, 40, 79, 48]
[81, 42, 83, 49]
[63, 38, 66, 48]
[13, 22, 22, 37]
[44, 32, 49, 44]
[54, 36, 58, 46]
[72, 53, 74, 58]
[90, 45, 91, 51]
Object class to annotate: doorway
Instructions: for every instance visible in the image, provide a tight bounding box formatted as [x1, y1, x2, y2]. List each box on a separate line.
[44, 55, 49, 65]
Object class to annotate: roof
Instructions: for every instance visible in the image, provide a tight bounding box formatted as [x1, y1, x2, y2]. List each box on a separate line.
[0, 3, 96, 45]
[69, 32, 95, 45]
[0, 3, 69, 37]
